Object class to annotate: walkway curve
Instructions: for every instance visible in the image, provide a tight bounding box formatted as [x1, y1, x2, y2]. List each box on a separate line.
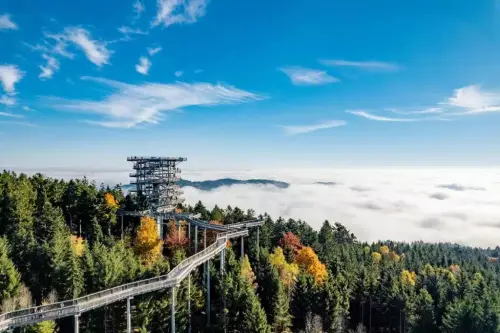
[0, 216, 261, 331]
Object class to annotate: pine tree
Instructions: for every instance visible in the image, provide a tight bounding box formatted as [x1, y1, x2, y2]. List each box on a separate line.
[0, 236, 21, 303]
[273, 281, 292, 333]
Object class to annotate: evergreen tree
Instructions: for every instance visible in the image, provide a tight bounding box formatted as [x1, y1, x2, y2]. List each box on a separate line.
[0, 236, 21, 303]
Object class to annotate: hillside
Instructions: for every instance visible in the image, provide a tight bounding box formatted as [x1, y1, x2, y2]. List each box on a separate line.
[122, 178, 290, 192]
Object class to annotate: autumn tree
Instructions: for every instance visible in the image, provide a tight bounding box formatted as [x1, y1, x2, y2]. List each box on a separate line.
[164, 221, 188, 251]
[294, 247, 328, 285]
[279, 232, 303, 261]
[269, 247, 299, 291]
[135, 216, 162, 266]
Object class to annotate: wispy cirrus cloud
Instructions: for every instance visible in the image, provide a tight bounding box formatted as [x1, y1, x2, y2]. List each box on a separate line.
[39, 54, 60, 79]
[63, 27, 111, 66]
[0, 14, 18, 31]
[174, 70, 183, 77]
[47, 76, 263, 128]
[147, 46, 162, 56]
[28, 26, 111, 75]
[152, 0, 208, 27]
[387, 107, 444, 115]
[136, 57, 151, 75]
[118, 26, 148, 36]
[281, 120, 347, 135]
[133, 0, 145, 20]
[0, 111, 23, 118]
[347, 110, 418, 122]
[278, 66, 339, 86]
[320, 59, 400, 71]
[0, 95, 16, 106]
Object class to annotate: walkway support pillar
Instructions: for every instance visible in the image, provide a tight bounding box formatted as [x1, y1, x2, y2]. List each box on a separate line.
[74, 314, 80, 333]
[220, 248, 225, 273]
[127, 297, 133, 333]
[171, 286, 176, 333]
[240, 236, 244, 258]
[188, 273, 192, 333]
[194, 225, 198, 253]
[188, 221, 191, 253]
[207, 260, 211, 326]
[257, 227, 260, 261]
[203, 229, 207, 283]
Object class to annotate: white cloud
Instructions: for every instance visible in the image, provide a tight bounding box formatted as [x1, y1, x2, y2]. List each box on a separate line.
[118, 26, 148, 36]
[174, 70, 183, 77]
[281, 120, 347, 135]
[136, 57, 151, 75]
[48, 76, 262, 128]
[64, 27, 111, 67]
[347, 110, 418, 122]
[320, 59, 400, 71]
[446, 85, 500, 113]
[39, 54, 60, 79]
[152, 0, 208, 27]
[0, 65, 24, 94]
[0, 95, 16, 106]
[0, 14, 18, 31]
[278, 66, 339, 86]
[147, 46, 162, 56]
[23, 106, 33, 112]
[133, 0, 145, 19]
[387, 107, 444, 115]
[0, 111, 23, 118]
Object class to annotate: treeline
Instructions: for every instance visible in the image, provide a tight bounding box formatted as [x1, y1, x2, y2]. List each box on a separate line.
[2, 171, 500, 332]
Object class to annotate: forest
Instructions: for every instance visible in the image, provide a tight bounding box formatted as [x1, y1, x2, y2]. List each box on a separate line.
[2, 170, 500, 333]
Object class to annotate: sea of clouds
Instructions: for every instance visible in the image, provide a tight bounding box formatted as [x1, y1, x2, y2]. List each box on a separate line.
[13, 167, 500, 248]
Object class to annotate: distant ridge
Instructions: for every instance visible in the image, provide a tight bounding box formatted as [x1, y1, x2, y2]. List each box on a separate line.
[122, 178, 290, 192]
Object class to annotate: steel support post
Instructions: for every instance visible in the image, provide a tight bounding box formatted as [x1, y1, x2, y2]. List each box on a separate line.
[194, 225, 198, 253]
[207, 260, 211, 326]
[220, 248, 225, 273]
[203, 229, 207, 283]
[127, 297, 133, 333]
[240, 236, 244, 258]
[171, 286, 176, 333]
[74, 314, 80, 333]
[257, 227, 260, 261]
[188, 273, 192, 333]
[188, 222, 191, 253]
[178, 223, 181, 242]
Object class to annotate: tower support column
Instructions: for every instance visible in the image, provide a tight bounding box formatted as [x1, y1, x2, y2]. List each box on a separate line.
[240, 236, 244, 258]
[194, 225, 198, 253]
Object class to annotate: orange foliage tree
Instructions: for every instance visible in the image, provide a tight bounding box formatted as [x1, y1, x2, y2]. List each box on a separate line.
[269, 247, 299, 290]
[104, 193, 119, 209]
[164, 221, 189, 250]
[135, 216, 163, 266]
[294, 247, 328, 285]
[279, 232, 303, 261]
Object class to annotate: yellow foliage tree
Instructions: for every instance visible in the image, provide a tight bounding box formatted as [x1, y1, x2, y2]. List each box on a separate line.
[104, 192, 119, 209]
[70, 235, 85, 257]
[371, 252, 382, 263]
[401, 270, 417, 287]
[294, 247, 328, 285]
[390, 251, 401, 262]
[241, 255, 257, 289]
[135, 216, 163, 266]
[379, 245, 390, 255]
[269, 247, 299, 289]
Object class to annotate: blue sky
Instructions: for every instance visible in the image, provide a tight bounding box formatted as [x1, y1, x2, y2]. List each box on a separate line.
[1, 0, 500, 170]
